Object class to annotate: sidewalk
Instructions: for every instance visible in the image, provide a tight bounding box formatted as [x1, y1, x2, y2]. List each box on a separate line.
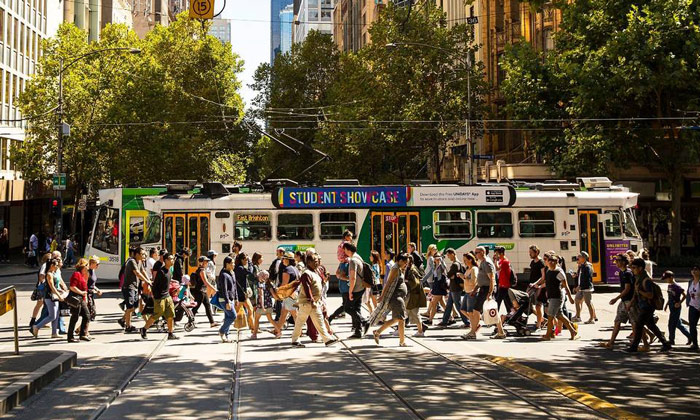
[0, 350, 77, 415]
[0, 264, 37, 279]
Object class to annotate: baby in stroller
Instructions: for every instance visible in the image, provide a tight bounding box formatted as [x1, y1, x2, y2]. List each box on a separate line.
[504, 287, 535, 336]
[167, 275, 197, 332]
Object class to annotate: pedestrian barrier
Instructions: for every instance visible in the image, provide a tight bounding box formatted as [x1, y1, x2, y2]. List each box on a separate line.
[0, 285, 19, 354]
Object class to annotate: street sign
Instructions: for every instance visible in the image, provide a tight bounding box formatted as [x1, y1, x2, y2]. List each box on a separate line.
[473, 154, 494, 160]
[0, 288, 15, 317]
[189, 0, 214, 19]
[467, 16, 479, 25]
[78, 198, 87, 212]
[52, 173, 67, 190]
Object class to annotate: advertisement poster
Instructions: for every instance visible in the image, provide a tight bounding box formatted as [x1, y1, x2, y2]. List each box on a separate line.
[408, 186, 516, 208]
[273, 186, 407, 209]
[604, 240, 630, 284]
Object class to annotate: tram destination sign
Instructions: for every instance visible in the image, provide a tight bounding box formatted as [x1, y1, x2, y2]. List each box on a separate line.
[408, 185, 516, 208]
[273, 186, 408, 209]
[273, 185, 515, 209]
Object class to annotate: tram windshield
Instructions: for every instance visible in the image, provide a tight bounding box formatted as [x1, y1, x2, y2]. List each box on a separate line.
[623, 208, 641, 238]
[92, 206, 120, 255]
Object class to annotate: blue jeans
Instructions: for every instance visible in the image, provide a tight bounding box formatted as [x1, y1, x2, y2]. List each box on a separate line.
[442, 291, 469, 326]
[35, 299, 60, 335]
[219, 304, 236, 336]
[668, 305, 690, 343]
[689, 306, 700, 348]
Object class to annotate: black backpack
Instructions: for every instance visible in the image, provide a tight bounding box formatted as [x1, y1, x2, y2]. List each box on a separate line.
[509, 269, 518, 288]
[361, 262, 375, 288]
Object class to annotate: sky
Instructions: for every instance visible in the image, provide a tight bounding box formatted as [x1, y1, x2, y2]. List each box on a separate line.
[220, 1, 271, 109]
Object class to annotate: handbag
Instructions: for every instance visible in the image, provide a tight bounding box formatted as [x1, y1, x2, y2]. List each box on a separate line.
[210, 294, 225, 311]
[234, 306, 247, 329]
[65, 293, 82, 309]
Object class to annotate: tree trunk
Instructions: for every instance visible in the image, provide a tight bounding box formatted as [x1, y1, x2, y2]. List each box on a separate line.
[670, 170, 683, 257]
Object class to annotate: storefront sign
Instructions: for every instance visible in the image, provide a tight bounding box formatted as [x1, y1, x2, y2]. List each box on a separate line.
[408, 186, 516, 207]
[273, 187, 407, 209]
[604, 240, 630, 284]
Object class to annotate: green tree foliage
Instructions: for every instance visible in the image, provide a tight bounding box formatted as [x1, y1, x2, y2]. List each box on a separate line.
[501, 0, 700, 255]
[14, 15, 245, 195]
[252, 3, 487, 184]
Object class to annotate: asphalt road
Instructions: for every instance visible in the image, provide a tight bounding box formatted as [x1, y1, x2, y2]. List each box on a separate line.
[1, 271, 698, 419]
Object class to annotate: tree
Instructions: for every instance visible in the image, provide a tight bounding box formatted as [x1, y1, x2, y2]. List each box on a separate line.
[501, 0, 700, 256]
[15, 15, 246, 199]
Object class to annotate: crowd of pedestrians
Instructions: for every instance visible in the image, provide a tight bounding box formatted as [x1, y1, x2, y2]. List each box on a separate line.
[24, 233, 700, 354]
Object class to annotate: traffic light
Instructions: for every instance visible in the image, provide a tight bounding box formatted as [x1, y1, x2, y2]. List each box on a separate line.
[50, 198, 62, 218]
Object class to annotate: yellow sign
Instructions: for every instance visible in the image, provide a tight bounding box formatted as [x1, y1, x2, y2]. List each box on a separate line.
[0, 288, 15, 317]
[189, 0, 214, 19]
[236, 214, 270, 223]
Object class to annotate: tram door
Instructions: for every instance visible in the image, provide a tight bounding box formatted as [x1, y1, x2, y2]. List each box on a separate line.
[371, 212, 421, 275]
[163, 213, 210, 275]
[579, 210, 602, 282]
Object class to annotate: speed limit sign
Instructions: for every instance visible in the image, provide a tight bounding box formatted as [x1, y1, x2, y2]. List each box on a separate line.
[189, 0, 214, 19]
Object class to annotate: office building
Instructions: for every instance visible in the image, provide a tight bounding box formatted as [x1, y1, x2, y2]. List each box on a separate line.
[271, 0, 293, 64]
[209, 15, 231, 44]
[279, 3, 293, 55]
[294, 0, 334, 44]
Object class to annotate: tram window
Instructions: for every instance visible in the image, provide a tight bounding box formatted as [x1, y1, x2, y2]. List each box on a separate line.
[320, 212, 356, 240]
[623, 209, 641, 238]
[433, 211, 472, 239]
[476, 212, 513, 238]
[143, 213, 161, 244]
[518, 211, 555, 238]
[235, 213, 272, 241]
[604, 210, 622, 237]
[129, 216, 144, 244]
[92, 206, 119, 255]
[277, 214, 314, 240]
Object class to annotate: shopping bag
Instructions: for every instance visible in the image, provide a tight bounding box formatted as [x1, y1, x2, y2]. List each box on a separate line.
[482, 299, 499, 326]
[234, 306, 247, 329]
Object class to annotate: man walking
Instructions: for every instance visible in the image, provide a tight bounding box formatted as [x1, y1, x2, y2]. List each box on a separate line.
[343, 242, 370, 338]
[141, 252, 179, 340]
[626, 258, 671, 352]
[408, 242, 423, 272]
[291, 253, 338, 347]
[439, 248, 468, 328]
[269, 247, 285, 322]
[119, 246, 149, 333]
[573, 251, 597, 324]
[493, 246, 513, 318]
[473, 246, 506, 339]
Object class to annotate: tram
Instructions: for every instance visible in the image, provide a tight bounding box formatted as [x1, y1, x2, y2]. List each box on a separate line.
[84, 178, 643, 285]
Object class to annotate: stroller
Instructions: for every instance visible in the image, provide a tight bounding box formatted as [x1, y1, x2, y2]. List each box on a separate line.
[170, 279, 196, 332]
[505, 288, 534, 336]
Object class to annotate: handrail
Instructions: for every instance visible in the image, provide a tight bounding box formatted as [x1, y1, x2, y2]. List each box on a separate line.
[0, 285, 19, 355]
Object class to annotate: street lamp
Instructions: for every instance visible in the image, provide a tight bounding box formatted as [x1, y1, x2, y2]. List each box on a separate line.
[385, 41, 475, 185]
[55, 47, 141, 240]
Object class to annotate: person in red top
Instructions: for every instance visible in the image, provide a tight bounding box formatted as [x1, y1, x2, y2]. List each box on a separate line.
[494, 246, 513, 319]
[68, 258, 91, 343]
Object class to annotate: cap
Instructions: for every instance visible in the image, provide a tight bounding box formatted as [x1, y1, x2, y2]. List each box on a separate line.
[89, 255, 101, 264]
[207, 249, 218, 257]
[661, 271, 674, 279]
[578, 251, 589, 260]
[283, 251, 295, 260]
[159, 249, 168, 256]
[198, 256, 210, 263]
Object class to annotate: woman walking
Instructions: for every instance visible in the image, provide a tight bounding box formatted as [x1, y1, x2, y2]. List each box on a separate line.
[424, 252, 448, 324]
[67, 259, 91, 342]
[32, 259, 65, 338]
[373, 253, 409, 347]
[276, 252, 299, 334]
[192, 256, 218, 328]
[460, 252, 480, 340]
[77, 256, 103, 337]
[687, 265, 700, 351]
[405, 255, 428, 337]
[233, 253, 256, 335]
[217, 256, 237, 342]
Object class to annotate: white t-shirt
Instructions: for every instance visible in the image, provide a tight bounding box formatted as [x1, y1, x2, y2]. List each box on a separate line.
[147, 257, 156, 279]
[688, 281, 700, 310]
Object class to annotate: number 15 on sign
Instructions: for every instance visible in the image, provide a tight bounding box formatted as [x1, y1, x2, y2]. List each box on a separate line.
[189, 0, 214, 19]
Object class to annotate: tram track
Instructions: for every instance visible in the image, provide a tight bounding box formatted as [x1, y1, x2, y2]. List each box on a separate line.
[229, 329, 242, 420]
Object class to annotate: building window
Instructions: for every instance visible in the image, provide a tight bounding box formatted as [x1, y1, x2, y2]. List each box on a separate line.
[309, 9, 319, 21]
[277, 214, 314, 240]
[433, 211, 472, 239]
[234, 213, 272, 241]
[476, 212, 513, 238]
[321, 10, 331, 21]
[518, 211, 555, 237]
[320, 212, 356, 240]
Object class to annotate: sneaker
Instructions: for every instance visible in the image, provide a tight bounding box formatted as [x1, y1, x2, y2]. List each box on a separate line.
[117, 318, 126, 328]
[421, 323, 430, 332]
[689, 345, 699, 351]
[31, 326, 39, 338]
[461, 332, 476, 340]
[168, 333, 179, 340]
[79, 336, 92, 342]
[125, 326, 137, 334]
[348, 332, 362, 339]
[325, 339, 339, 347]
[659, 344, 672, 352]
[413, 332, 425, 338]
[220, 333, 232, 343]
[140, 327, 147, 339]
[623, 347, 637, 353]
[291, 342, 305, 348]
[210, 322, 220, 328]
[436, 322, 449, 328]
[447, 319, 457, 325]
[571, 316, 582, 323]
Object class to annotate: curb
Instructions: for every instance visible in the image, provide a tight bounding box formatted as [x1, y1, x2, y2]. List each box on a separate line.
[485, 356, 645, 420]
[0, 351, 77, 415]
[0, 271, 37, 278]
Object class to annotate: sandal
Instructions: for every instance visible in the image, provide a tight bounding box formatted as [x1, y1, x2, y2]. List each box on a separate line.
[399, 342, 408, 347]
[373, 330, 381, 345]
[598, 342, 613, 349]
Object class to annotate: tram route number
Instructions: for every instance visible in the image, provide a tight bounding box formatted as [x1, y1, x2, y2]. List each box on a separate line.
[189, 0, 214, 19]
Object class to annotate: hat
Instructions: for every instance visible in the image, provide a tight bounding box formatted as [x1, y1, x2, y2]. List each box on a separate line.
[283, 251, 295, 260]
[198, 256, 210, 263]
[159, 249, 168, 256]
[578, 251, 589, 260]
[207, 249, 218, 257]
[661, 271, 674, 279]
[89, 255, 101, 264]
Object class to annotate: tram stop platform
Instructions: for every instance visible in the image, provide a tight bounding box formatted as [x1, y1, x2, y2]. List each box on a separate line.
[0, 351, 77, 415]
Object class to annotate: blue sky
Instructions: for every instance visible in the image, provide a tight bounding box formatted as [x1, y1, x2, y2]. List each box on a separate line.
[220, 1, 270, 108]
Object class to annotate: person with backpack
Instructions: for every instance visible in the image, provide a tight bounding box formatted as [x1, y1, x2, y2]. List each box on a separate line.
[343, 242, 370, 339]
[573, 251, 597, 324]
[600, 253, 635, 349]
[291, 253, 338, 348]
[541, 253, 579, 341]
[119, 247, 150, 333]
[405, 255, 428, 337]
[173, 248, 191, 282]
[191, 256, 218, 328]
[687, 265, 700, 351]
[662, 271, 691, 347]
[625, 258, 671, 353]
[140, 253, 179, 341]
[439, 248, 468, 328]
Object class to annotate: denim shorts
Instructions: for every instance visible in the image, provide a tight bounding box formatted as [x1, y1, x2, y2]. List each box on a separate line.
[461, 293, 476, 313]
[546, 298, 563, 318]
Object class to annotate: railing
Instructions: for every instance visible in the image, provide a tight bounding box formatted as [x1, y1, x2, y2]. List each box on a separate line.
[0, 285, 19, 355]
